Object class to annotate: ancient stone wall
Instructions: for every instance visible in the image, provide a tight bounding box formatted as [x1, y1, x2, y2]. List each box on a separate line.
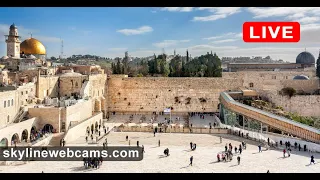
[107, 77, 244, 113]
[59, 75, 88, 97]
[28, 107, 62, 132]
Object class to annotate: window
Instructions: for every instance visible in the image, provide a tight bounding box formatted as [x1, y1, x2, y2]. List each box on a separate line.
[11, 99, 13, 105]
[75, 82, 78, 87]
[26, 91, 28, 94]
[21, 92, 23, 95]
[31, 88, 33, 92]
[249, 83, 254, 88]
[8, 100, 10, 107]
[4, 101, 6, 108]
[272, 76, 276, 79]
[285, 76, 288, 79]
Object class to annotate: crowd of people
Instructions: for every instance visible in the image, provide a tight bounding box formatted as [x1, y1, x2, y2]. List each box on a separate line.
[83, 157, 103, 169]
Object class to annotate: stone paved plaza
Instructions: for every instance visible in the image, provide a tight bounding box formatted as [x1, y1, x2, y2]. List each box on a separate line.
[0, 132, 319, 173]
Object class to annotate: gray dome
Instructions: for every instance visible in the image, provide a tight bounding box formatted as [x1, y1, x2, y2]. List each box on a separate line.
[10, 23, 16, 29]
[296, 51, 315, 64]
[293, 75, 309, 80]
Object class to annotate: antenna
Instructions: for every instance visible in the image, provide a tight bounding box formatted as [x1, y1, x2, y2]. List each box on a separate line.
[60, 38, 64, 59]
[28, 32, 32, 38]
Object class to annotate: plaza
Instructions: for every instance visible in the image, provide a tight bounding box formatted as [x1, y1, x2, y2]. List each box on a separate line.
[0, 132, 318, 173]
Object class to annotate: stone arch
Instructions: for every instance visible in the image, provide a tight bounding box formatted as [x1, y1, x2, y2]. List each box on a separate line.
[0, 138, 8, 149]
[21, 129, 28, 142]
[91, 124, 94, 133]
[86, 126, 90, 135]
[95, 121, 98, 131]
[11, 133, 20, 145]
[43, 124, 54, 133]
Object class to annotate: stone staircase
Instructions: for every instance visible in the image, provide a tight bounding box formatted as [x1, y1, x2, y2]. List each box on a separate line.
[47, 132, 65, 146]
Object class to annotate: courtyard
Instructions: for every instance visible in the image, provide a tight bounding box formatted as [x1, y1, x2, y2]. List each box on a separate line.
[0, 132, 319, 173]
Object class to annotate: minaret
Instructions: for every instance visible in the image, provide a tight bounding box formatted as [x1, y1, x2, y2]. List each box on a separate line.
[5, 23, 21, 57]
[174, 49, 176, 56]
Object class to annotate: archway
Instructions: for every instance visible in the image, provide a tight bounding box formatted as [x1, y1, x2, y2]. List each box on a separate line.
[43, 124, 54, 133]
[0, 138, 8, 149]
[86, 126, 90, 135]
[21, 129, 28, 142]
[91, 124, 94, 134]
[95, 121, 98, 131]
[11, 133, 20, 145]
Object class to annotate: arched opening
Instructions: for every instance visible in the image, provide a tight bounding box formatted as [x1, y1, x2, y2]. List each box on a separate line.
[86, 126, 90, 135]
[11, 133, 19, 145]
[21, 129, 28, 142]
[91, 124, 94, 134]
[43, 124, 54, 133]
[95, 121, 98, 131]
[0, 138, 8, 149]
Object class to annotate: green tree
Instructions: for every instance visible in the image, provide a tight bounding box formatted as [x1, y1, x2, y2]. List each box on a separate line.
[317, 52, 320, 78]
[116, 59, 121, 74]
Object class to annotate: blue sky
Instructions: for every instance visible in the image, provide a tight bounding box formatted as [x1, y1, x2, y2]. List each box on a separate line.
[1, 7, 320, 62]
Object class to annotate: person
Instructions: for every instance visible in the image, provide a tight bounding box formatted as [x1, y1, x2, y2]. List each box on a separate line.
[217, 154, 220, 162]
[91, 134, 93, 141]
[104, 128, 107, 134]
[85, 136, 88, 142]
[190, 142, 193, 150]
[283, 149, 286, 157]
[267, 170, 270, 173]
[158, 139, 160, 147]
[258, 145, 262, 153]
[235, 147, 238, 153]
[298, 144, 301, 151]
[294, 142, 297, 149]
[98, 131, 101, 136]
[137, 141, 139, 147]
[239, 145, 242, 154]
[237, 156, 240, 165]
[142, 145, 145, 153]
[189, 156, 193, 166]
[280, 140, 282, 146]
[310, 155, 315, 165]
[225, 144, 228, 152]
[154, 131, 156, 137]
[267, 138, 270, 145]
[288, 148, 291, 157]
[126, 135, 128, 141]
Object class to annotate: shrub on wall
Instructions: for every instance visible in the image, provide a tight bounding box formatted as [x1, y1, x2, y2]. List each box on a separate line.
[280, 87, 296, 98]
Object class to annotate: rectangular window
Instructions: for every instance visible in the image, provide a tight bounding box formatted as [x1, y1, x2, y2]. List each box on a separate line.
[26, 91, 28, 94]
[11, 99, 13, 105]
[4, 101, 6, 108]
[21, 92, 23, 95]
[8, 100, 10, 107]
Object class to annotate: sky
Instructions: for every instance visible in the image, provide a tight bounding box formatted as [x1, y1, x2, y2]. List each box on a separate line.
[1, 7, 320, 62]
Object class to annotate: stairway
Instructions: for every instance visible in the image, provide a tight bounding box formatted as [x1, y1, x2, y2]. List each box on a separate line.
[47, 132, 65, 146]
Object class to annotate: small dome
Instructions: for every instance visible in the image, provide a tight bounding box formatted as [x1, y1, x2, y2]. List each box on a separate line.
[10, 23, 17, 29]
[296, 51, 315, 64]
[1, 56, 9, 60]
[27, 55, 36, 59]
[293, 75, 309, 80]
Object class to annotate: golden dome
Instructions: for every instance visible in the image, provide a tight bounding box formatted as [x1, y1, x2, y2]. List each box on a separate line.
[20, 38, 46, 55]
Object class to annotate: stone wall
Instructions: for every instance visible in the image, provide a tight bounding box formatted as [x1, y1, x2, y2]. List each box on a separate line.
[64, 99, 93, 130]
[62, 112, 103, 144]
[16, 83, 36, 106]
[28, 107, 62, 132]
[107, 77, 244, 113]
[261, 91, 320, 117]
[0, 90, 19, 128]
[37, 75, 59, 99]
[59, 75, 88, 97]
[281, 79, 319, 94]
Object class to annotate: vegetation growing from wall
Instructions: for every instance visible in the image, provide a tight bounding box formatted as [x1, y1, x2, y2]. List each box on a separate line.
[239, 99, 320, 129]
[111, 53, 222, 77]
[279, 87, 296, 98]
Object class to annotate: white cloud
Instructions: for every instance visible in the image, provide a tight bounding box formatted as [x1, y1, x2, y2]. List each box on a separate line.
[161, 7, 194, 12]
[152, 39, 190, 48]
[211, 39, 238, 44]
[117, 26, 153, 36]
[193, 7, 241, 22]
[247, 7, 320, 19]
[203, 32, 241, 41]
[151, 10, 157, 13]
